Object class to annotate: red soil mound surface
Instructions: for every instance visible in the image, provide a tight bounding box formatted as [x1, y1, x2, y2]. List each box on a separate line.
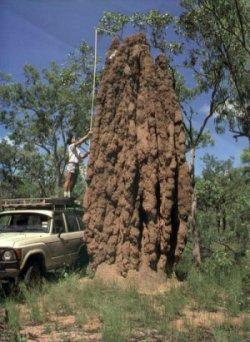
[84, 33, 192, 277]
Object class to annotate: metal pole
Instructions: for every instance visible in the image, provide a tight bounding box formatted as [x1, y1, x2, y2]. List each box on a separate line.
[89, 28, 116, 133]
[90, 28, 98, 130]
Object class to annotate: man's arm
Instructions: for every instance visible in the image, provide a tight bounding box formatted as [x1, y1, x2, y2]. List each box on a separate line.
[74, 130, 92, 147]
[81, 151, 90, 159]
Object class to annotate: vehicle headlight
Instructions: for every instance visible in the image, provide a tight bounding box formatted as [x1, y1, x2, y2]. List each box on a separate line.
[2, 250, 16, 261]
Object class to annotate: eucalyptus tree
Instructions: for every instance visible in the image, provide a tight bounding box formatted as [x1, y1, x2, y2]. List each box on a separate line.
[179, 0, 250, 143]
[196, 153, 250, 257]
[0, 42, 93, 196]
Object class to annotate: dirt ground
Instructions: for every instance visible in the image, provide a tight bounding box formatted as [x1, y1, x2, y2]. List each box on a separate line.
[84, 33, 192, 278]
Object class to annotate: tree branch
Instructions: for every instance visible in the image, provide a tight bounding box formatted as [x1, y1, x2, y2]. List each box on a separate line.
[214, 240, 238, 256]
[234, 0, 248, 51]
[195, 84, 217, 146]
[204, 0, 250, 54]
[35, 143, 51, 155]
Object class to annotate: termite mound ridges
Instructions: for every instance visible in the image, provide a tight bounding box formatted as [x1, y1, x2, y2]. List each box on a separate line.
[83, 33, 192, 288]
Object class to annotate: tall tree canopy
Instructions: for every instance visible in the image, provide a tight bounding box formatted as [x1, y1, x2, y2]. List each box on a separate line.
[179, 0, 250, 142]
[0, 42, 93, 196]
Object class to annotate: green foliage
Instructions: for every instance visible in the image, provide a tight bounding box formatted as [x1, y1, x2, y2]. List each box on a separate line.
[0, 42, 93, 197]
[205, 250, 234, 278]
[99, 12, 130, 35]
[196, 153, 250, 257]
[99, 11, 174, 53]
[0, 138, 57, 197]
[179, 0, 250, 140]
[241, 148, 250, 164]
[240, 148, 250, 182]
[176, 153, 249, 315]
[2, 3, 248, 198]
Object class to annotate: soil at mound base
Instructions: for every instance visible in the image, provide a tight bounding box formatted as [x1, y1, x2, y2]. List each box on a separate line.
[84, 33, 192, 277]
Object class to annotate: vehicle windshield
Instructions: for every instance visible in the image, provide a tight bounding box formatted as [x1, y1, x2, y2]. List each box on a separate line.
[0, 213, 51, 233]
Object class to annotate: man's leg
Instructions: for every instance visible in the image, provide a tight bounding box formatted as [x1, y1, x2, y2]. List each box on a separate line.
[64, 173, 69, 197]
[69, 170, 78, 194]
[64, 172, 74, 197]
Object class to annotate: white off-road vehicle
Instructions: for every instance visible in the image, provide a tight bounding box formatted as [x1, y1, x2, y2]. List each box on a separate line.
[0, 198, 86, 289]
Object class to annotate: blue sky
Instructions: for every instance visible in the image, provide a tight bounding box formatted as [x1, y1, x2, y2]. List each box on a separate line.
[0, 0, 248, 174]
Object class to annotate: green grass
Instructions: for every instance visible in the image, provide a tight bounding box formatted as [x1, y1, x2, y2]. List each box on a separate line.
[184, 264, 248, 316]
[20, 284, 43, 323]
[8, 275, 185, 340]
[211, 320, 249, 342]
[4, 299, 20, 334]
[1, 262, 248, 341]
[186, 268, 225, 311]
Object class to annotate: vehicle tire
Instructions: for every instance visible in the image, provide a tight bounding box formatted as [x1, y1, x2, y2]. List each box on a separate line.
[1, 282, 12, 296]
[23, 263, 42, 288]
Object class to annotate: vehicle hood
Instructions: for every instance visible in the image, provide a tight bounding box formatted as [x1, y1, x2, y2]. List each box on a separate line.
[0, 232, 49, 248]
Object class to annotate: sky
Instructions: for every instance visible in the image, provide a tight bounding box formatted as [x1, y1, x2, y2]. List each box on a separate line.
[0, 0, 248, 174]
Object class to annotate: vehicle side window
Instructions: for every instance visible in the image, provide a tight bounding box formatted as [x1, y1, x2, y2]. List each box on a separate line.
[11, 215, 28, 226]
[0, 214, 11, 226]
[53, 213, 65, 234]
[65, 213, 79, 232]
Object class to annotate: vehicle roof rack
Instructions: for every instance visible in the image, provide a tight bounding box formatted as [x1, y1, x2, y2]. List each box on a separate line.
[0, 197, 82, 210]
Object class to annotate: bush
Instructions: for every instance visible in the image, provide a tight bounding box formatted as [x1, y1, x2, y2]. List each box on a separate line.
[201, 250, 234, 283]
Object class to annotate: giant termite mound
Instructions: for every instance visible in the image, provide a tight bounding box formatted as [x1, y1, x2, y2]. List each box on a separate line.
[84, 34, 192, 279]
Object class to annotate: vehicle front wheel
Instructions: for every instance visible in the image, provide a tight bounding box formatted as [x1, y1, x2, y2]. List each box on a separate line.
[1, 282, 13, 296]
[23, 263, 42, 288]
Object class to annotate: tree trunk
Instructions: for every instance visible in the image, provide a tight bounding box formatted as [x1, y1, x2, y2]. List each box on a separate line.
[54, 164, 63, 197]
[190, 147, 202, 267]
[83, 34, 192, 278]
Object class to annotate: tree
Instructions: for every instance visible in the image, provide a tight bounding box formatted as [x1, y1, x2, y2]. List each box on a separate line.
[196, 153, 250, 257]
[178, 0, 250, 262]
[240, 148, 250, 182]
[179, 0, 250, 143]
[0, 139, 23, 198]
[0, 42, 93, 196]
[0, 138, 55, 198]
[197, 155, 234, 233]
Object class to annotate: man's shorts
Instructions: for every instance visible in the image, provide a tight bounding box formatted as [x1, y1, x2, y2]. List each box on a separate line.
[66, 162, 79, 174]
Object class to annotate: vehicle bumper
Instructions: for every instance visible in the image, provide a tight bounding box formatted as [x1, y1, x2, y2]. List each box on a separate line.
[0, 263, 19, 284]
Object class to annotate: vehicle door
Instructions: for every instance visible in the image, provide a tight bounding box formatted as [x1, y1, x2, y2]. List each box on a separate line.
[46, 212, 70, 268]
[64, 212, 84, 264]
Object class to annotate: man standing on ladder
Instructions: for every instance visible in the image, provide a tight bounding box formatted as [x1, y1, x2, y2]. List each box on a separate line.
[64, 130, 92, 198]
[63, 28, 115, 198]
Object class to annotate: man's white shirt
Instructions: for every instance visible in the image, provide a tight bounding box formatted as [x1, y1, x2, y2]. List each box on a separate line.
[68, 143, 82, 164]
